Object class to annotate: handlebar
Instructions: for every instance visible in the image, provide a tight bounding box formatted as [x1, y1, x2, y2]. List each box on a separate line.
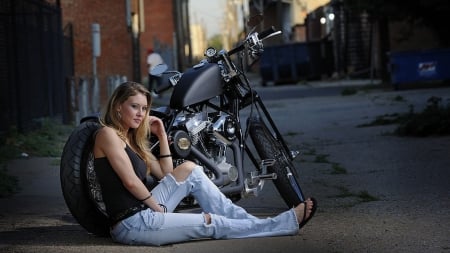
[257, 26, 276, 40]
[228, 43, 245, 56]
[160, 25, 282, 89]
[228, 26, 279, 56]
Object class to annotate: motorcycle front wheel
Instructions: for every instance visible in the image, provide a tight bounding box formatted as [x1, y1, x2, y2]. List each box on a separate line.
[248, 117, 305, 207]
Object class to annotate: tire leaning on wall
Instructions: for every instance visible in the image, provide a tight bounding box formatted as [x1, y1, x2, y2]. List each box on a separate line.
[59, 121, 110, 237]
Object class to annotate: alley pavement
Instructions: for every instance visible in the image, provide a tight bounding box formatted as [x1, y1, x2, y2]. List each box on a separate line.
[1, 79, 449, 253]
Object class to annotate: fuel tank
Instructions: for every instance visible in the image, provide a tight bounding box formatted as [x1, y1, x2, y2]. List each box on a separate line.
[170, 63, 223, 109]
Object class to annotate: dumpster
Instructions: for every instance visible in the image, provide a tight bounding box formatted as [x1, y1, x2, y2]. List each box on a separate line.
[259, 40, 334, 85]
[389, 48, 450, 87]
[259, 43, 303, 85]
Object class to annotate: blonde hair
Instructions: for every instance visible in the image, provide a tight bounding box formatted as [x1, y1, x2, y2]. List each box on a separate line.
[101, 81, 153, 173]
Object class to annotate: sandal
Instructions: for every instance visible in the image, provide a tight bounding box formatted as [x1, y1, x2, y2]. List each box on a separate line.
[298, 197, 317, 229]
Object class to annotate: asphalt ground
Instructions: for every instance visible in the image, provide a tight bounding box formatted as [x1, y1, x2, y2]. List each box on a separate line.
[1, 80, 449, 253]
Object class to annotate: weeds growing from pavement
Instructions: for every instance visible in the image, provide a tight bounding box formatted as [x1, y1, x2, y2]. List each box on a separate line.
[396, 96, 450, 136]
[314, 154, 330, 163]
[341, 87, 358, 96]
[0, 118, 73, 197]
[357, 190, 379, 202]
[358, 96, 450, 136]
[332, 186, 379, 205]
[393, 95, 405, 102]
[331, 163, 347, 174]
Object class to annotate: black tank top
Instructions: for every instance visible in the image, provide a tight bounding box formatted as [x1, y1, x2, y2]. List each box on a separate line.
[94, 145, 148, 219]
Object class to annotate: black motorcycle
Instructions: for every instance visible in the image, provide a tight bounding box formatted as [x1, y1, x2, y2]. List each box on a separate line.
[60, 17, 307, 236]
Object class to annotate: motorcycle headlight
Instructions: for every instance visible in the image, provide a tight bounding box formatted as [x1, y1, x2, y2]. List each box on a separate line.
[212, 115, 236, 141]
[226, 120, 236, 136]
[224, 117, 236, 140]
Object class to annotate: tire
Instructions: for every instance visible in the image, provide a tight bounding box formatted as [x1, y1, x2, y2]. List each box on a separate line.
[248, 117, 304, 207]
[60, 121, 110, 237]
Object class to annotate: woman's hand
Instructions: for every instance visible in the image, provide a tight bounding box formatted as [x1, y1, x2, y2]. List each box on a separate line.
[148, 116, 166, 139]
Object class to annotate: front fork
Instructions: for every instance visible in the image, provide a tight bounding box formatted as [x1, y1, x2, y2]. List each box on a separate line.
[241, 91, 298, 160]
[241, 97, 305, 202]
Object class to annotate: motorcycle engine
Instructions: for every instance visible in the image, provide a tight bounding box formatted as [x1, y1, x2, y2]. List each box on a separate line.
[173, 112, 238, 185]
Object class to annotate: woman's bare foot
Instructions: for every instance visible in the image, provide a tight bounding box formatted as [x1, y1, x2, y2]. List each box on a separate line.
[294, 198, 317, 228]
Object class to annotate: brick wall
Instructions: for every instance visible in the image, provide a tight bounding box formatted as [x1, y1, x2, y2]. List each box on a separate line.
[140, 0, 174, 82]
[60, 0, 175, 106]
[61, 0, 132, 105]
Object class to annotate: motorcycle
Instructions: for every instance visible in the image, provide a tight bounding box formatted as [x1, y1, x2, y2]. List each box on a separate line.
[60, 16, 307, 237]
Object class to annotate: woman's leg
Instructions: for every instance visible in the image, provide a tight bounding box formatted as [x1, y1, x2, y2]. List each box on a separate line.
[111, 210, 213, 246]
[114, 164, 314, 246]
[210, 208, 299, 239]
[112, 206, 300, 246]
[150, 169, 192, 212]
[187, 165, 258, 219]
[207, 200, 314, 239]
[151, 162, 257, 219]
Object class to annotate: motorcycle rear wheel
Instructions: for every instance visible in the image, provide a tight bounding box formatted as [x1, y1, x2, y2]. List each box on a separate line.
[60, 121, 110, 237]
[249, 117, 304, 208]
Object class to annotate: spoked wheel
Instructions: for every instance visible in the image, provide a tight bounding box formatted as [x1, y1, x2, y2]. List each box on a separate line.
[248, 117, 305, 207]
[60, 121, 110, 236]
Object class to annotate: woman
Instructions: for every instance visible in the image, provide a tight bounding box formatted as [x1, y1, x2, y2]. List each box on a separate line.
[93, 81, 317, 246]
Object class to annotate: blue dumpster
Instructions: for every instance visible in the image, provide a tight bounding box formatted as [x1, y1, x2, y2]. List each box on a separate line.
[389, 48, 450, 86]
[259, 40, 333, 85]
[259, 43, 303, 85]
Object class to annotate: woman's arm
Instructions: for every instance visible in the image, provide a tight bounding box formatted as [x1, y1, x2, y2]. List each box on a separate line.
[95, 127, 164, 212]
[148, 116, 174, 179]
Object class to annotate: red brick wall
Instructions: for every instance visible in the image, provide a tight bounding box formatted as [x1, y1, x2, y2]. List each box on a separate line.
[139, 0, 174, 81]
[60, 0, 174, 104]
[60, 0, 134, 104]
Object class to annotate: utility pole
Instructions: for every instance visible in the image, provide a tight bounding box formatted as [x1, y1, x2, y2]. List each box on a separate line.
[91, 23, 100, 113]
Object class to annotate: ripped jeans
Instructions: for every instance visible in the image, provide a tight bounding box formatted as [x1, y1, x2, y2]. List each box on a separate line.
[110, 166, 299, 246]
